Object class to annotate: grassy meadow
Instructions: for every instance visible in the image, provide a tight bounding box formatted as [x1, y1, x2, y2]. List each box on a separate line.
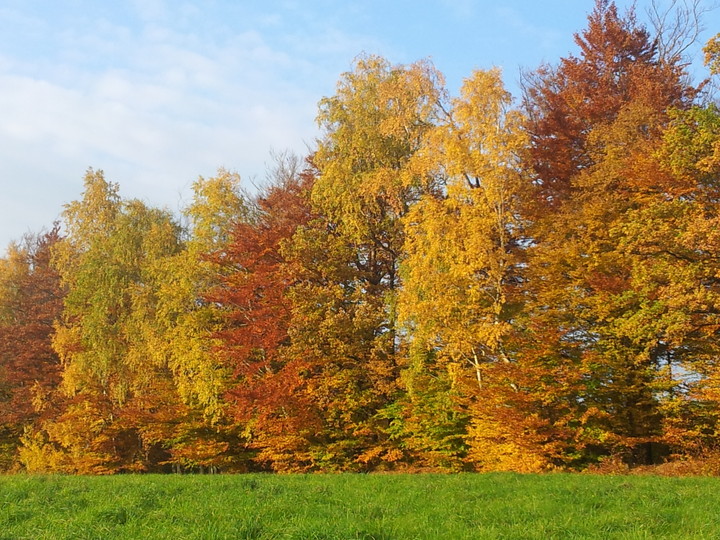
[0, 472, 718, 539]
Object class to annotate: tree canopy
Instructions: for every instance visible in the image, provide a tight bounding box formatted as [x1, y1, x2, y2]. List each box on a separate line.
[2, 0, 720, 474]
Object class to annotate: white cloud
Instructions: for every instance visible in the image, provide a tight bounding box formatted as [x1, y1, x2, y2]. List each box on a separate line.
[0, 1, 382, 249]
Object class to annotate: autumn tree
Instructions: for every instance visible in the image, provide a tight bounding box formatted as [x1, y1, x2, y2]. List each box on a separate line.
[204, 154, 319, 471]
[521, 0, 699, 466]
[139, 169, 254, 472]
[612, 99, 720, 461]
[5, 1, 719, 475]
[21, 169, 188, 473]
[171, 169, 251, 418]
[523, 0, 692, 208]
[0, 228, 64, 470]
[268, 55, 444, 471]
[397, 68, 572, 471]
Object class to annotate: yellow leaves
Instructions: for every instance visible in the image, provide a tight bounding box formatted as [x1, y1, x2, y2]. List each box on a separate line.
[165, 327, 228, 421]
[184, 169, 249, 253]
[610, 197, 720, 362]
[314, 55, 443, 241]
[35, 168, 241, 472]
[169, 438, 230, 469]
[20, 398, 117, 474]
[50, 319, 80, 361]
[59, 169, 121, 246]
[658, 105, 720, 203]
[400, 68, 525, 377]
[53, 194, 182, 403]
[465, 412, 552, 473]
[394, 67, 536, 468]
[0, 243, 30, 323]
[149, 171, 252, 421]
[580, 101, 676, 201]
[704, 33, 720, 75]
[443, 69, 526, 185]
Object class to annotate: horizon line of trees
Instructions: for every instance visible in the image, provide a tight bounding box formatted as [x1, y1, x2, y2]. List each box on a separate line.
[4, 0, 720, 473]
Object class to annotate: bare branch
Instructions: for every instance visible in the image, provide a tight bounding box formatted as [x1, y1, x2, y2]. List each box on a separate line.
[265, 148, 302, 187]
[647, 0, 713, 64]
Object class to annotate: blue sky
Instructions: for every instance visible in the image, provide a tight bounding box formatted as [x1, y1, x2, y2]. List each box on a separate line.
[0, 0, 718, 250]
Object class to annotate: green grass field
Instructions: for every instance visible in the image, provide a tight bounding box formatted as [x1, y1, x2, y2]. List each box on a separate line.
[0, 472, 718, 539]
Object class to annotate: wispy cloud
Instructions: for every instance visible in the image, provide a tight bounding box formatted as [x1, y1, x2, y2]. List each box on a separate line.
[0, 1, 379, 247]
[2, 0, 715, 250]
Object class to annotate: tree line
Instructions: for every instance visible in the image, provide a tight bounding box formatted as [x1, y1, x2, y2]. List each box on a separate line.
[3, 0, 720, 473]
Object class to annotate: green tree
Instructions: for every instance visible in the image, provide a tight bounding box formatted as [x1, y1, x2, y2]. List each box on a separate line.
[23, 169, 186, 473]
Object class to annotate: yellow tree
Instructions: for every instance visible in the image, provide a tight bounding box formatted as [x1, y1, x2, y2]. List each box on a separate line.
[152, 170, 250, 420]
[148, 169, 252, 471]
[398, 69, 556, 471]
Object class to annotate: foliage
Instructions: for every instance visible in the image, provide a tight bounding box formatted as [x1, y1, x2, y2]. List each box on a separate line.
[519, 0, 698, 467]
[3, 0, 720, 474]
[0, 228, 64, 470]
[207, 156, 319, 471]
[398, 68, 531, 469]
[273, 55, 445, 471]
[522, 0, 692, 208]
[152, 169, 250, 422]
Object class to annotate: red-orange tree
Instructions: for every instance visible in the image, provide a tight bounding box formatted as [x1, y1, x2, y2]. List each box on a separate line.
[523, 0, 692, 208]
[0, 228, 64, 470]
[521, 0, 698, 466]
[207, 157, 319, 471]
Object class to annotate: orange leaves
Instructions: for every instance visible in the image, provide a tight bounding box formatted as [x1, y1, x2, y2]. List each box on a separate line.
[0, 228, 64, 470]
[524, 0, 692, 209]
